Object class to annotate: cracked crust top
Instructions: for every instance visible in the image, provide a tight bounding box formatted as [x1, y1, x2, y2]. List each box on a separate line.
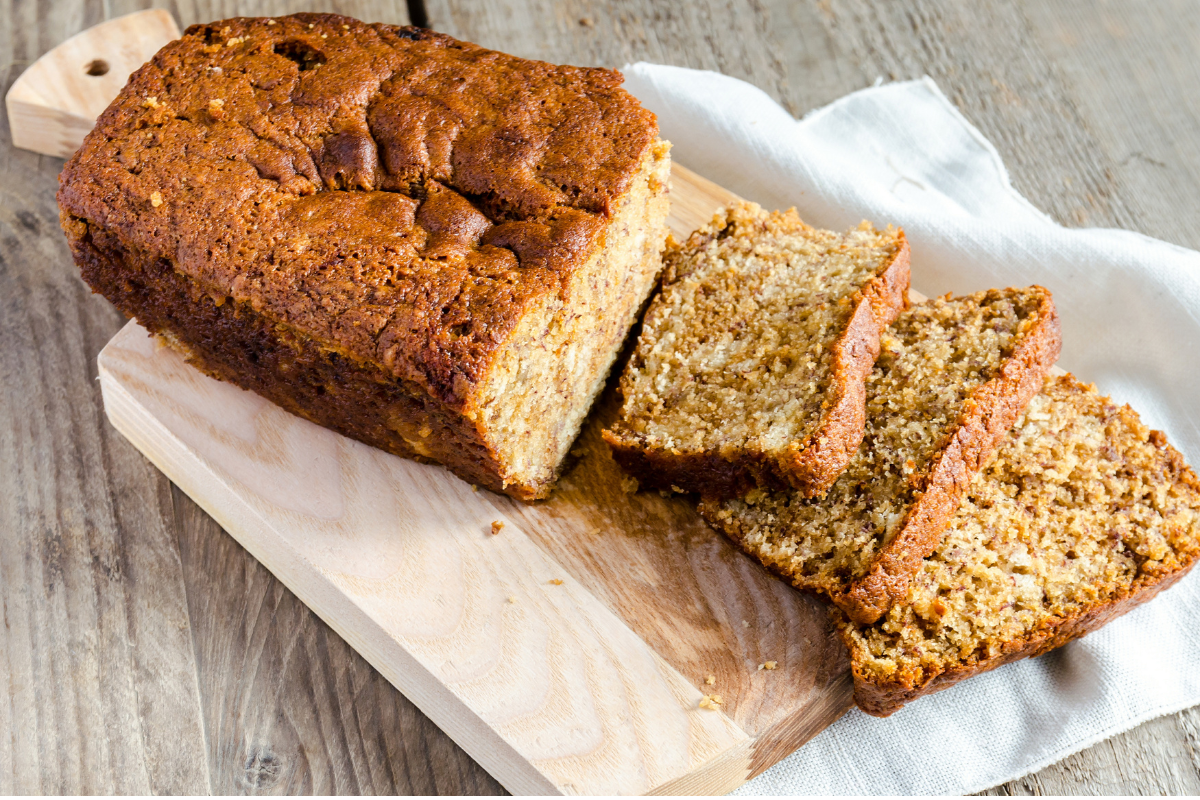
[57, 13, 658, 410]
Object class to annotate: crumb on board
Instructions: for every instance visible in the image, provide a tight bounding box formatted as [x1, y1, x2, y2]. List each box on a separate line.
[491, 520, 504, 536]
[698, 694, 723, 710]
[758, 661, 778, 671]
[471, 484, 478, 492]
[549, 579, 563, 585]
[705, 675, 716, 685]
[620, 475, 639, 494]
[507, 595, 517, 604]
[742, 620, 750, 628]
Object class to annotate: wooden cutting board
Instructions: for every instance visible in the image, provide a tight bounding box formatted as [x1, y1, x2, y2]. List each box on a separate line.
[96, 164, 856, 796]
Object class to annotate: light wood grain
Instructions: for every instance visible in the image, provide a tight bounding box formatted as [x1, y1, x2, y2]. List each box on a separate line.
[5, 9, 179, 158]
[99, 324, 755, 796]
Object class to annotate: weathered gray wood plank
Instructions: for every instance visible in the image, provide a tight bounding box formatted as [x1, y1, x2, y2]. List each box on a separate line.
[0, 2, 208, 789]
[1021, 0, 1200, 250]
[426, 0, 1200, 794]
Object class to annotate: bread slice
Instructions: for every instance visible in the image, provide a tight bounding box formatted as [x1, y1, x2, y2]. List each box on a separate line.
[841, 374, 1200, 716]
[603, 202, 911, 498]
[700, 288, 1062, 624]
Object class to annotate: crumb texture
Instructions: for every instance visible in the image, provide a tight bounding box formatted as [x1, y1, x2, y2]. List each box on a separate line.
[58, 13, 669, 499]
[702, 288, 1056, 602]
[842, 374, 1200, 715]
[605, 201, 909, 496]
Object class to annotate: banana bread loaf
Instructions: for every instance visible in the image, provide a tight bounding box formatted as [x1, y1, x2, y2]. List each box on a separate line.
[603, 202, 910, 498]
[58, 13, 671, 500]
[701, 288, 1061, 623]
[842, 374, 1200, 716]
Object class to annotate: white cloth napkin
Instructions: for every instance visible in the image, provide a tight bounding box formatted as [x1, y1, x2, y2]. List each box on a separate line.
[621, 65, 1200, 796]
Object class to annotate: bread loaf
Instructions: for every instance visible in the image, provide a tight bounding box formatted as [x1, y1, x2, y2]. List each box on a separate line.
[58, 13, 671, 500]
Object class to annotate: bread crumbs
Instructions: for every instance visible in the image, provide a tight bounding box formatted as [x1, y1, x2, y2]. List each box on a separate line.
[150, 192, 163, 207]
[705, 675, 716, 685]
[549, 579, 563, 585]
[758, 661, 778, 671]
[490, 520, 504, 536]
[698, 694, 723, 710]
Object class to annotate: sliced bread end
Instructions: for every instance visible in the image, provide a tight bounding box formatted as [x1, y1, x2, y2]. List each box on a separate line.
[604, 201, 910, 499]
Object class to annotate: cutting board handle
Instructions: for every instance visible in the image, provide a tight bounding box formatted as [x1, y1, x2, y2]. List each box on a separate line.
[5, 9, 181, 159]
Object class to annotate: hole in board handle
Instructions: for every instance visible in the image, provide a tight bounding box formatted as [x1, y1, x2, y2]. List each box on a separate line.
[85, 59, 110, 76]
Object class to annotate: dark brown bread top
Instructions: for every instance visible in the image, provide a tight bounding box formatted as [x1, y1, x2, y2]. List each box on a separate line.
[58, 13, 659, 409]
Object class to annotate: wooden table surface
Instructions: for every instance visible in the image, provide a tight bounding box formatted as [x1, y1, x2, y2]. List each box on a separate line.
[4, 0, 1200, 794]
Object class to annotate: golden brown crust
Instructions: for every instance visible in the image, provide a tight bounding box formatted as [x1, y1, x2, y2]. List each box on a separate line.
[836, 289, 1061, 624]
[775, 238, 912, 495]
[847, 548, 1197, 717]
[58, 13, 663, 499]
[603, 218, 911, 499]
